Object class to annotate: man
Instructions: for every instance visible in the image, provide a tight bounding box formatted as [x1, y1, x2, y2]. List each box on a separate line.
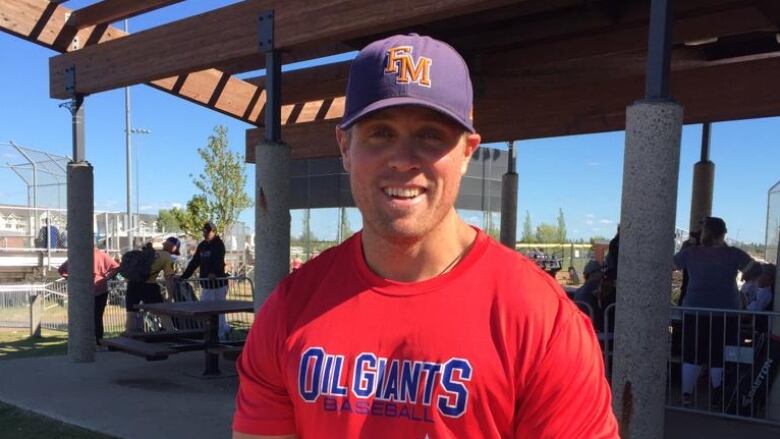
[233, 34, 617, 438]
[125, 237, 180, 332]
[58, 246, 119, 344]
[181, 221, 229, 337]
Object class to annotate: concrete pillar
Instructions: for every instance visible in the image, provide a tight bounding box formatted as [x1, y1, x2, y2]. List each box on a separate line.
[67, 162, 95, 362]
[688, 160, 715, 233]
[254, 140, 290, 309]
[612, 101, 683, 438]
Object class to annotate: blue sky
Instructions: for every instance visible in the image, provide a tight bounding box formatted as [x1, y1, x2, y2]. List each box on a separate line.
[1, 1, 778, 244]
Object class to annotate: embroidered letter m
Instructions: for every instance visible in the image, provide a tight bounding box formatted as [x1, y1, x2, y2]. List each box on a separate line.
[385, 46, 432, 87]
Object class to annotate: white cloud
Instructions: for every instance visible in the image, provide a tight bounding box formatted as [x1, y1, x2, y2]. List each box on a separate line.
[171, 202, 183, 209]
[585, 213, 595, 218]
[585, 219, 594, 225]
[586, 161, 601, 167]
[599, 219, 613, 224]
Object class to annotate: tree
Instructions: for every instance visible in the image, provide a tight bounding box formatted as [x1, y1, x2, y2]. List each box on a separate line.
[521, 211, 534, 243]
[157, 208, 182, 232]
[301, 209, 316, 258]
[557, 208, 567, 243]
[535, 223, 560, 243]
[191, 125, 252, 235]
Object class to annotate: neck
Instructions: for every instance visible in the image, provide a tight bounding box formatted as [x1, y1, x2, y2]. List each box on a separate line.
[361, 212, 477, 282]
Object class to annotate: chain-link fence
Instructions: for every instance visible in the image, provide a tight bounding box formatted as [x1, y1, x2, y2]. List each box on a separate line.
[765, 180, 780, 263]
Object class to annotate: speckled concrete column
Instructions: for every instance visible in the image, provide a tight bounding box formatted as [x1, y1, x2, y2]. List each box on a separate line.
[67, 162, 95, 362]
[254, 140, 291, 310]
[688, 161, 715, 233]
[612, 100, 683, 438]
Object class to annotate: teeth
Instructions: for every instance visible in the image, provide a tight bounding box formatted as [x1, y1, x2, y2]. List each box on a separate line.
[384, 187, 422, 198]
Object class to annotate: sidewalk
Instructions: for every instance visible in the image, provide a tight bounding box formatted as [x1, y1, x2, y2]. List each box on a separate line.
[0, 351, 237, 439]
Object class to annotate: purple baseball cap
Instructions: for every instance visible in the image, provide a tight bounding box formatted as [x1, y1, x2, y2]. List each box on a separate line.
[339, 33, 474, 133]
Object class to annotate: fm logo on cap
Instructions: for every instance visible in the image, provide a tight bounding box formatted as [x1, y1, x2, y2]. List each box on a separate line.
[385, 46, 432, 87]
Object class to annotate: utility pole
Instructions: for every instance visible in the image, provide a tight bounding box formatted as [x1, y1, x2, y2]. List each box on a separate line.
[124, 19, 133, 251]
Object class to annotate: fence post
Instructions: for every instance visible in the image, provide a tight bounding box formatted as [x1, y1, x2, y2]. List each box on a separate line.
[29, 291, 42, 338]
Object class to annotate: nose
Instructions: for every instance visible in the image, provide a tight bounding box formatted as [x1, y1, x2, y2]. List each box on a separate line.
[387, 138, 420, 172]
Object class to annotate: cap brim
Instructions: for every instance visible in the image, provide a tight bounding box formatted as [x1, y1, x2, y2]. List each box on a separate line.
[339, 96, 474, 133]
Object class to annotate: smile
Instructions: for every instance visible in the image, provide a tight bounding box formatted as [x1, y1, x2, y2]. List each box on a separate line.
[382, 186, 426, 199]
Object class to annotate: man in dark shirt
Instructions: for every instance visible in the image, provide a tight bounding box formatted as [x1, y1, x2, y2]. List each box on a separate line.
[182, 221, 229, 337]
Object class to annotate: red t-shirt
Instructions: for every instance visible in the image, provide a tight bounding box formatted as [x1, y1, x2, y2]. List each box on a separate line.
[234, 229, 618, 438]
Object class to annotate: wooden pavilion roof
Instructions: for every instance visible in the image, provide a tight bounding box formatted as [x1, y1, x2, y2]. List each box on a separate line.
[2, 0, 779, 162]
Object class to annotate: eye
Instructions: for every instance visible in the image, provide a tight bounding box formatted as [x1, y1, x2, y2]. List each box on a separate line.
[368, 127, 395, 139]
[418, 129, 442, 140]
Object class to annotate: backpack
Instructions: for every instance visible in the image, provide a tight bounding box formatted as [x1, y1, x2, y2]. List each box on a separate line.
[119, 243, 156, 283]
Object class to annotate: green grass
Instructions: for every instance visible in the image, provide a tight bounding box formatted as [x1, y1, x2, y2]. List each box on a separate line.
[0, 329, 68, 360]
[0, 401, 116, 439]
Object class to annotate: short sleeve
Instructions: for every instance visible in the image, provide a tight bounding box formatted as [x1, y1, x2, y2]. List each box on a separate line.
[514, 304, 619, 438]
[673, 248, 688, 269]
[233, 288, 296, 435]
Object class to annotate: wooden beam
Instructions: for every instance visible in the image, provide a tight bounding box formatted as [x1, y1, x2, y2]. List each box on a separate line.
[246, 61, 350, 105]
[477, 3, 774, 73]
[476, 56, 780, 142]
[245, 120, 340, 163]
[49, 0, 521, 98]
[246, 56, 780, 161]
[68, 0, 184, 30]
[0, 0, 268, 124]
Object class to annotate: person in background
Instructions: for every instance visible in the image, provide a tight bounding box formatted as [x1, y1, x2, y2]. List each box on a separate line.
[674, 216, 756, 408]
[678, 230, 700, 305]
[604, 225, 619, 281]
[745, 263, 775, 312]
[58, 246, 119, 344]
[182, 221, 230, 338]
[574, 259, 604, 330]
[36, 218, 60, 249]
[125, 237, 180, 333]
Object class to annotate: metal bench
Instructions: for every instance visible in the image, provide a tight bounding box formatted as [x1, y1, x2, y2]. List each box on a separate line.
[102, 337, 178, 361]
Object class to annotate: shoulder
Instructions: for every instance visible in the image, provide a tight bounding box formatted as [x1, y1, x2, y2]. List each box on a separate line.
[479, 236, 575, 327]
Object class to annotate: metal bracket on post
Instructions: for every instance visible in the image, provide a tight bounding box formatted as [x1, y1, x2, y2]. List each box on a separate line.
[58, 65, 86, 162]
[64, 65, 76, 98]
[258, 10, 282, 143]
[257, 10, 274, 53]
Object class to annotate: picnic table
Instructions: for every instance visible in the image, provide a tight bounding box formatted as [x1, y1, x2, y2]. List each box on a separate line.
[138, 300, 254, 376]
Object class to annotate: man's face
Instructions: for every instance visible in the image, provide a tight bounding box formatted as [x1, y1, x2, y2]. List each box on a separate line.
[337, 106, 480, 243]
[203, 229, 215, 241]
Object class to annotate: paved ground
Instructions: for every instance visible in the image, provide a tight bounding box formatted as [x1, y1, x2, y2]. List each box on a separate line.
[0, 351, 237, 439]
[0, 351, 779, 438]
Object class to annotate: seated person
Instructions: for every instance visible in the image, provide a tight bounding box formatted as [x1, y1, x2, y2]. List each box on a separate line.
[574, 260, 603, 330]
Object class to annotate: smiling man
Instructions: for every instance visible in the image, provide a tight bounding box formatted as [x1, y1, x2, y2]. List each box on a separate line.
[233, 34, 618, 438]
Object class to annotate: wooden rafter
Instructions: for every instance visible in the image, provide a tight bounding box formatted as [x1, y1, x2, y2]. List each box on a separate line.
[0, 0, 268, 124]
[48, 0, 520, 98]
[68, 0, 185, 30]
[245, 55, 780, 162]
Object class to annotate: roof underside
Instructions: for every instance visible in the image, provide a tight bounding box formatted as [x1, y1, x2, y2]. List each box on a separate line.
[1, 0, 779, 161]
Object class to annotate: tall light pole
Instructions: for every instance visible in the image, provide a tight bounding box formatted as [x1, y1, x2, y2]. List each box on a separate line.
[130, 128, 151, 239]
[124, 19, 133, 250]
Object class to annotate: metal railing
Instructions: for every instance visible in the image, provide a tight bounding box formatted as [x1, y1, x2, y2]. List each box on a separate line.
[0, 276, 255, 339]
[584, 303, 780, 425]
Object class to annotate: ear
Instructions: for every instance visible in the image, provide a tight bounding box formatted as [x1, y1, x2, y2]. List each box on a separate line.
[460, 133, 481, 175]
[336, 126, 352, 172]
